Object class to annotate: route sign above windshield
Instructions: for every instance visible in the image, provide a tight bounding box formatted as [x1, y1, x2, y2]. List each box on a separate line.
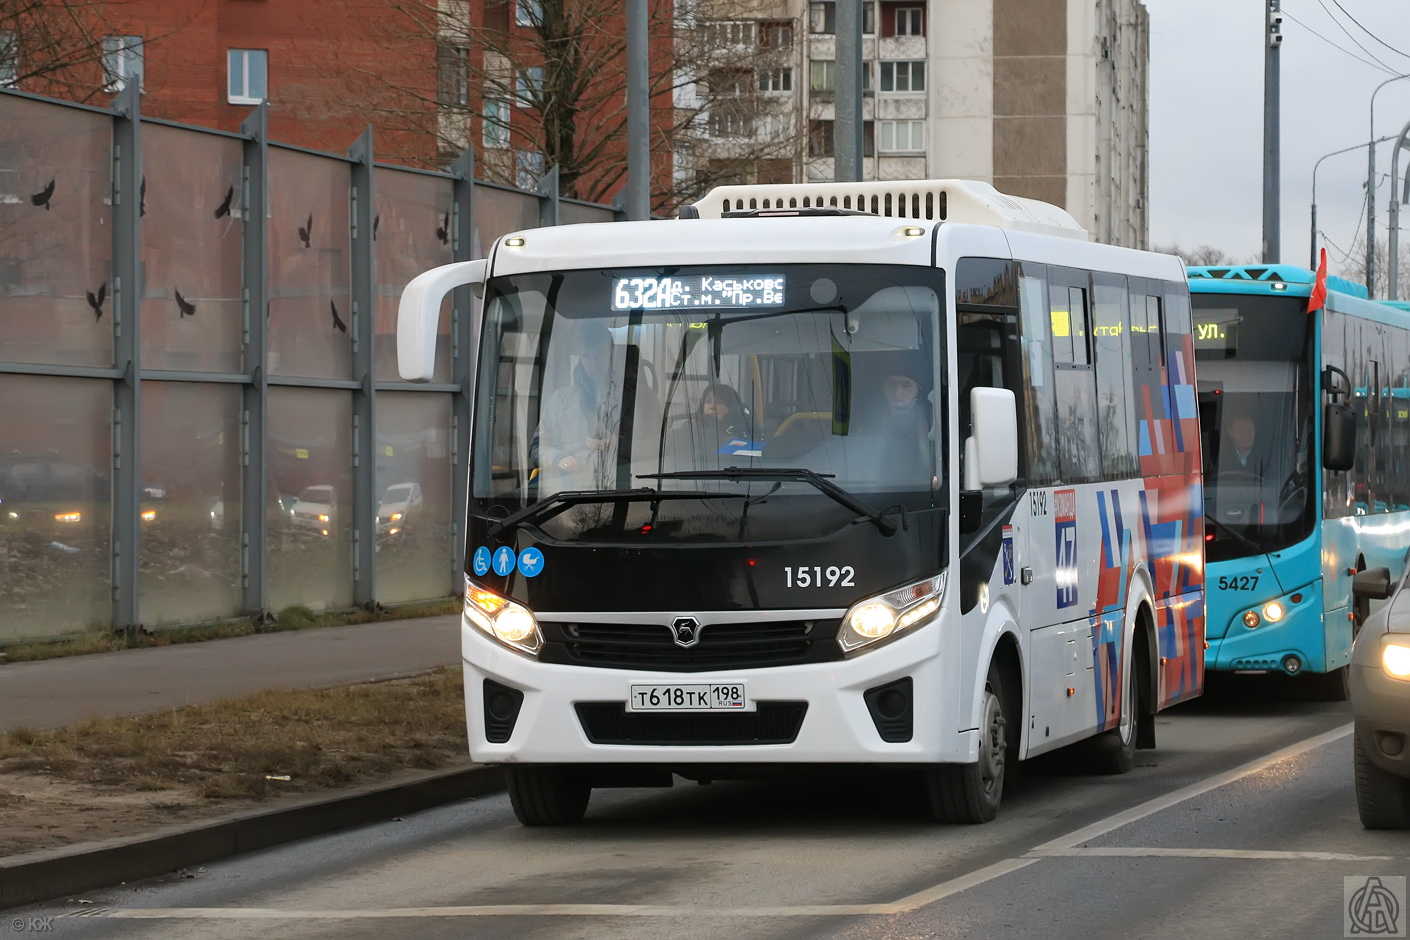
[611, 275, 786, 311]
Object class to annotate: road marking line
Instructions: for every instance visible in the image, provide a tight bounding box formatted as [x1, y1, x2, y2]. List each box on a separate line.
[72, 722, 1356, 922]
[1030, 722, 1354, 854]
[1034, 847, 1397, 862]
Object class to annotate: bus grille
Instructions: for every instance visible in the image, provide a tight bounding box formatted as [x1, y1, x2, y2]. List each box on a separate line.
[539, 619, 842, 672]
[574, 702, 807, 746]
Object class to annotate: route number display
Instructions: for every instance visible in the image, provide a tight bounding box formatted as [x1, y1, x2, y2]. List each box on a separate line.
[612, 275, 786, 310]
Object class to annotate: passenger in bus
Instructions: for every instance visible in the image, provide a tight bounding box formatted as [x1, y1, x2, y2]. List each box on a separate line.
[668, 383, 755, 467]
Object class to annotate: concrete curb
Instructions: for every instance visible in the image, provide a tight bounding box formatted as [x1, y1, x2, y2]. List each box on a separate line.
[0, 763, 505, 911]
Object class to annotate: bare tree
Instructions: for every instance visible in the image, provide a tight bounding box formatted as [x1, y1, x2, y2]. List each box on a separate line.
[1150, 243, 1251, 268]
[1336, 235, 1410, 300]
[347, 0, 806, 213]
[0, 0, 140, 102]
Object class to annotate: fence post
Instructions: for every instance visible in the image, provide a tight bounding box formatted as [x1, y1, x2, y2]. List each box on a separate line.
[449, 147, 477, 594]
[240, 103, 271, 620]
[536, 164, 560, 228]
[110, 82, 143, 633]
[349, 128, 378, 609]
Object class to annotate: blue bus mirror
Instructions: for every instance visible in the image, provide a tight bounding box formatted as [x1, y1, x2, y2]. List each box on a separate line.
[1323, 403, 1356, 472]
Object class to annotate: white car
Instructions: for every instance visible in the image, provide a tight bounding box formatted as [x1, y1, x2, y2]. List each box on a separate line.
[1350, 565, 1410, 829]
[377, 482, 423, 539]
[290, 485, 337, 536]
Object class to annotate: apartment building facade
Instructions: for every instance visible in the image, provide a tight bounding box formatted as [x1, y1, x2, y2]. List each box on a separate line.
[681, 0, 1150, 247]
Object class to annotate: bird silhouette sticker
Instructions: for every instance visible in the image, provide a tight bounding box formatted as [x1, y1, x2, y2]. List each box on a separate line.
[86, 282, 107, 322]
[330, 300, 347, 333]
[298, 213, 313, 248]
[175, 288, 196, 318]
[373, 214, 380, 241]
[139, 176, 146, 217]
[214, 186, 234, 219]
[31, 179, 55, 210]
[436, 212, 449, 245]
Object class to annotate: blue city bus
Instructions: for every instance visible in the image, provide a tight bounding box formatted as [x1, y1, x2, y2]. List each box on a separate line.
[1190, 264, 1410, 698]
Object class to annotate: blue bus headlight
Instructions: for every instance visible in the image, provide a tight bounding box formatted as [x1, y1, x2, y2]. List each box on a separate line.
[839, 574, 945, 654]
[464, 580, 542, 656]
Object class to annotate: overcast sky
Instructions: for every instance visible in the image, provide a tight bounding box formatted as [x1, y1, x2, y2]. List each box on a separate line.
[1145, 0, 1410, 274]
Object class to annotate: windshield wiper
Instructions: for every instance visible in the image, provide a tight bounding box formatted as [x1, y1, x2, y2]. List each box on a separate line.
[486, 487, 745, 538]
[638, 467, 899, 537]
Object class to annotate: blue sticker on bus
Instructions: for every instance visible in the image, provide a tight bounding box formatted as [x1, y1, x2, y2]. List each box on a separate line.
[492, 546, 516, 577]
[518, 547, 544, 577]
[716, 438, 765, 456]
[472, 546, 491, 577]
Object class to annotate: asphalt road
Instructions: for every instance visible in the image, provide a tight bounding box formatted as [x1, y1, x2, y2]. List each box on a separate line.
[15, 680, 1409, 940]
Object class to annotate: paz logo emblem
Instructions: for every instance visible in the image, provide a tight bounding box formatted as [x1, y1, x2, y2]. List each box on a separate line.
[671, 617, 702, 649]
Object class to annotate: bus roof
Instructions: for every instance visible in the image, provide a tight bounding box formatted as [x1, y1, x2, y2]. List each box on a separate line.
[1188, 264, 1410, 329]
[690, 179, 1089, 241]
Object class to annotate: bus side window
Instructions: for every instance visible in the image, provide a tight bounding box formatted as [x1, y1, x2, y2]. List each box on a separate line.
[1093, 275, 1137, 479]
[1049, 270, 1100, 483]
[1018, 270, 1059, 485]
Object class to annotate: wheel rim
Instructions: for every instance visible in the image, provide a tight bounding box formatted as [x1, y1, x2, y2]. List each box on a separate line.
[1118, 661, 1135, 746]
[978, 688, 1006, 797]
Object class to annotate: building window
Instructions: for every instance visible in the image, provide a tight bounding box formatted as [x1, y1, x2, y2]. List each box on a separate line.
[104, 35, 144, 93]
[864, 2, 876, 34]
[809, 59, 835, 95]
[706, 21, 756, 47]
[808, 119, 833, 157]
[759, 67, 792, 94]
[879, 60, 924, 93]
[895, 7, 924, 36]
[227, 49, 266, 104]
[516, 66, 543, 107]
[708, 106, 753, 139]
[516, 149, 544, 189]
[0, 31, 16, 87]
[709, 68, 753, 97]
[809, 2, 835, 34]
[758, 111, 793, 140]
[864, 119, 875, 157]
[483, 96, 510, 148]
[760, 20, 793, 49]
[438, 45, 468, 107]
[516, 0, 542, 27]
[879, 119, 925, 152]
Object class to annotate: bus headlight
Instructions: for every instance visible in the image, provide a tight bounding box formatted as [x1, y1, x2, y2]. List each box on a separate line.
[1384, 641, 1410, 680]
[1262, 602, 1284, 622]
[464, 579, 542, 656]
[839, 574, 945, 654]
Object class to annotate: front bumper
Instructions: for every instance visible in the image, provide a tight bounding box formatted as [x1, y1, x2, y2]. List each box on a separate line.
[460, 611, 966, 766]
[1351, 663, 1410, 780]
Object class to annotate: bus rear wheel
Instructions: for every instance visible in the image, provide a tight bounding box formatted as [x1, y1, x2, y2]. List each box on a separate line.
[1087, 651, 1138, 775]
[923, 665, 1007, 823]
[1306, 666, 1351, 702]
[507, 765, 591, 826]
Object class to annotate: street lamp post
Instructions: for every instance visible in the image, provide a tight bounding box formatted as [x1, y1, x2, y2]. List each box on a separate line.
[1365, 73, 1410, 297]
[1311, 135, 1396, 270]
[1389, 119, 1410, 301]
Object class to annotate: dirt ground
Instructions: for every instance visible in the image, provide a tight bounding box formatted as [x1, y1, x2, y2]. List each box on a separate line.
[0, 668, 472, 858]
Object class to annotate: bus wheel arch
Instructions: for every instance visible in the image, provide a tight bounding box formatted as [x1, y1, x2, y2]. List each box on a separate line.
[924, 641, 1018, 824]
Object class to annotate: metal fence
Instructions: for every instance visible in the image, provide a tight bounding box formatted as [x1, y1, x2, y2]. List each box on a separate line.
[0, 86, 617, 643]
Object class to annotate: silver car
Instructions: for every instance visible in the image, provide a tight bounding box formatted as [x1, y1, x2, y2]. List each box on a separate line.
[1350, 566, 1410, 829]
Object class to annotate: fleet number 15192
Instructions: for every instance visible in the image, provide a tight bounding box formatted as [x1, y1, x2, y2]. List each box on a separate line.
[785, 565, 855, 588]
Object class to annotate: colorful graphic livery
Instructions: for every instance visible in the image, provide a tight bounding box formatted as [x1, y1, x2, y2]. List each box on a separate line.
[395, 179, 1205, 826]
[1191, 263, 1410, 698]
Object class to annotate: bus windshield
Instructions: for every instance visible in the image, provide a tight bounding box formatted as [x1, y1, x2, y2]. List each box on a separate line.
[1193, 293, 1315, 560]
[473, 264, 945, 542]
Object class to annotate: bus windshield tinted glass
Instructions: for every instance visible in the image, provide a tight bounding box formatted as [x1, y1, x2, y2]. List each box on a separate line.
[473, 265, 944, 542]
[1193, 294, 1314, 560]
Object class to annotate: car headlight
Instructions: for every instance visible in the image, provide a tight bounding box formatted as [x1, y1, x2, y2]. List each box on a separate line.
[1384, 641, 1410, 680]
[464, 579, 542, 656]
[839, 573, 945, 654]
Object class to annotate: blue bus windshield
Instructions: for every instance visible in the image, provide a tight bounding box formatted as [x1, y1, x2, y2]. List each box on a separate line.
[1193, 294, 1315, 560]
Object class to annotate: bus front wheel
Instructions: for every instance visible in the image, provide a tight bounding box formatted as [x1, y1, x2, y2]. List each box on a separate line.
[923, 665, 1007, 823]
[507, 765, 591, 826]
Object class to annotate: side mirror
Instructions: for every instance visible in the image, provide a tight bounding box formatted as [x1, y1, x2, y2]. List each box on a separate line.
[397, 258, 488, 382]
[1323, 403, 1356, 472]
[969, 387, 1019, 488]
[1352, 567, 1394, 600]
